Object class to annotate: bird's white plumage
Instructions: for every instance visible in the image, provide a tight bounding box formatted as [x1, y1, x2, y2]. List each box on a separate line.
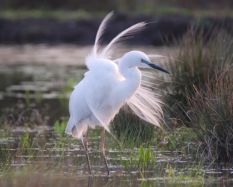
[84, 57, 122, 129]
[66, 57, 121, 137]
[65, 12, 165, 139]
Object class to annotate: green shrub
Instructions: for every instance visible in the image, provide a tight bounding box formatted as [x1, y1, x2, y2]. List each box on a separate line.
[122, 145, 156, 175]
[53, 119, 67, 136]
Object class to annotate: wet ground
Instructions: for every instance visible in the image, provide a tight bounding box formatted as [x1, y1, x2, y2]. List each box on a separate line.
[0, 45, 233, 186]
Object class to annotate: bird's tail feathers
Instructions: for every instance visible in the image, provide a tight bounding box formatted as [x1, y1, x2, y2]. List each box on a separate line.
[65, 117, 74, 135]
[71, 124, 88, 139]
[65, 118, 88, 139]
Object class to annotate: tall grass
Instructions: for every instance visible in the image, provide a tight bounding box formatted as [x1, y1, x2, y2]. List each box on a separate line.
[188, 70, 233, 162]
[164, 29, 233, 162]
[165, 30, 233, 125]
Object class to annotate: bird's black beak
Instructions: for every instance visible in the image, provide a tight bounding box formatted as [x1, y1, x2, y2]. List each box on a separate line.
[141, 59, 169, 74]
[147, 63, 170, 74]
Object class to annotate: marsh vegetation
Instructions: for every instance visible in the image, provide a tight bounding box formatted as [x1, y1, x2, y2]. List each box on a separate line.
[0, 30, 233, 186]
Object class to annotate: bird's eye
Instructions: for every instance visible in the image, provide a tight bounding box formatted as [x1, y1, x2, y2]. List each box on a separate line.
[141, 59, 147, 64]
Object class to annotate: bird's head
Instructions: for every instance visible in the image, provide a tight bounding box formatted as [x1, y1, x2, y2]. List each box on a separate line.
[120, 51, 169, 74]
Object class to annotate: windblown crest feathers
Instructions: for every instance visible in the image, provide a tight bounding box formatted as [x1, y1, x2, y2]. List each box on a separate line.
[93, 12, 114, 56]
[92, 12, 146, 58]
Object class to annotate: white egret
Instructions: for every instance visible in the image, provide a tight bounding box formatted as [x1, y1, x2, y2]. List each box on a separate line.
[65, 12, 169, 175]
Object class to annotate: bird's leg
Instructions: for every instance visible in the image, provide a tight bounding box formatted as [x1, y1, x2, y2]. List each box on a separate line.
[81, 132, 92, 175]
[100, 128, 110, 175]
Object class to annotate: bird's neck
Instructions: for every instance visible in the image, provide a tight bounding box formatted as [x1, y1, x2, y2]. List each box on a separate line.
[117, 63, 141, 99]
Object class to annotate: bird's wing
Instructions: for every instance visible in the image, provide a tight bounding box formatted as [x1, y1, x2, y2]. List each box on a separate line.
[84, 57, 122, 131]
[127, 70, 163, 127]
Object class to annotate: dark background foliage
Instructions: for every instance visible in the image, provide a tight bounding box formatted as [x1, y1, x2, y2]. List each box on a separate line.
[0, 0, 232, 11]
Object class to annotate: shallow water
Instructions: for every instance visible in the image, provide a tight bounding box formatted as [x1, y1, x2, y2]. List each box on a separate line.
[1, 126, 233, 187]
[0, 45, 233, 186]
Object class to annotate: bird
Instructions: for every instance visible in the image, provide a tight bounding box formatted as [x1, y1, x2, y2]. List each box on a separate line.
[65, 12, 169, 175]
